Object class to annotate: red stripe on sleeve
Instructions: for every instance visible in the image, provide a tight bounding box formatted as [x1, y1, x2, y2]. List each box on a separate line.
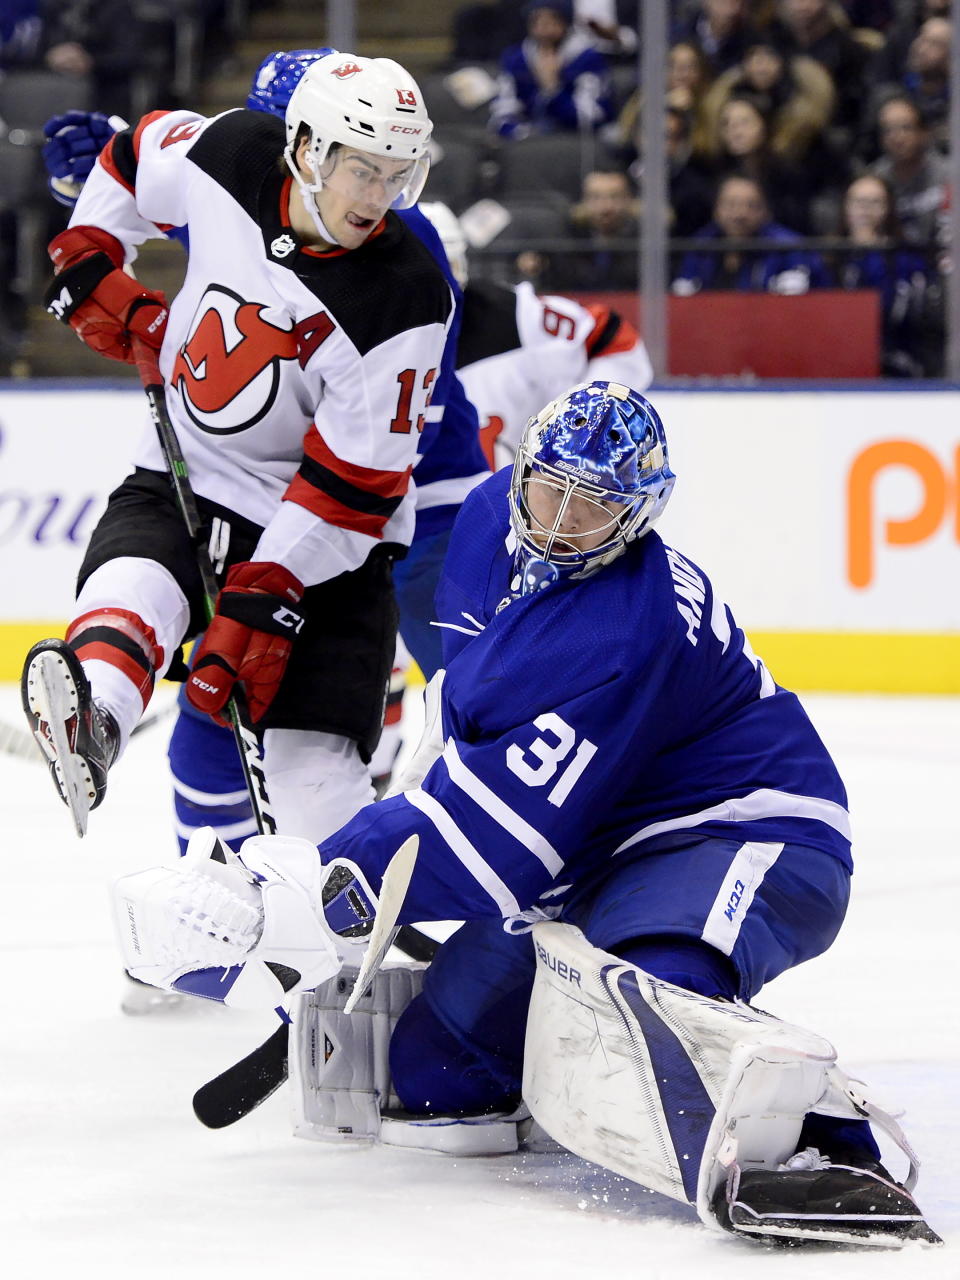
[133, 110, 172, 159]
[303, 429, 412, 499]
[96, 135, 135, 195]
[283, 479, 393, 538]
[584, 305, 641, 358]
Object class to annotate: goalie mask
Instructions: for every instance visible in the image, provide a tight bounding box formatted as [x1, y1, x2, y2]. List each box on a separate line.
[284, 52, 432, 231]
[509, 382, 675, 583]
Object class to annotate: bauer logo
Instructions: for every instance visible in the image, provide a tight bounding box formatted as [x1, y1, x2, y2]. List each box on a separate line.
[535, 940, 581, 987]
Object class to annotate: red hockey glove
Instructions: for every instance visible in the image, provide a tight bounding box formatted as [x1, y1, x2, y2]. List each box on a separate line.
[186, 561, 305, 725]
[45, 226, 169, 364]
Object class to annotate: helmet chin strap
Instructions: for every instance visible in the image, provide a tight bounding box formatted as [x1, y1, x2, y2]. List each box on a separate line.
[283, 147, 338, 245]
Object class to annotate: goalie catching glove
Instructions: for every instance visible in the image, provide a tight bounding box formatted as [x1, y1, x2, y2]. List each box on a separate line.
[113, 827, 378, 1010]
[187, 560, 305, 724]
[45, 226, 168, 363]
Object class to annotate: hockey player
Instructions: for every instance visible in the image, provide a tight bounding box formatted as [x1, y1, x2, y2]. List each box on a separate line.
[36, 52, 488, 860]
[418, 202, 653, 469]
[114, 382, 939, 1246]
[22, 51, 455, 842]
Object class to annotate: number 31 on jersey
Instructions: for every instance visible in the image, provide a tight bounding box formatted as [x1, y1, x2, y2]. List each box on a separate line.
[506, 713, 597, 807]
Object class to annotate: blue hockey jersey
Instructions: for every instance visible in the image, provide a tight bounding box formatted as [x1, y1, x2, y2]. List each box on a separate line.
[319, 468, 851, 924]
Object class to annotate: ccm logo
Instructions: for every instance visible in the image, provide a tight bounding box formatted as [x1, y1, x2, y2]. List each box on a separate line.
[390, 125, 422, 134]
[847, 439, 959, 587]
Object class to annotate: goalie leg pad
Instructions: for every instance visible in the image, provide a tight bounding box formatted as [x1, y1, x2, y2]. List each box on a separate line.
[290, 962, 426, 1143]
[522, 922, 921, 1233]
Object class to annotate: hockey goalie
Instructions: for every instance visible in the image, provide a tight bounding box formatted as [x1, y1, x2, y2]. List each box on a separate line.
[113, 382, 941, 1249]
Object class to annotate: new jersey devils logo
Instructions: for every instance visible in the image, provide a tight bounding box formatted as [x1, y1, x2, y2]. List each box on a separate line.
[331, 61, 362, 78]
[171, 285, 298, 434]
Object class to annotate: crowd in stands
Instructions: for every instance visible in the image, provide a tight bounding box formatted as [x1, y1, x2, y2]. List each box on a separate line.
[432, 0, 953, 375]
[0, 0, 954, 377]
[0, 0, 275, 372]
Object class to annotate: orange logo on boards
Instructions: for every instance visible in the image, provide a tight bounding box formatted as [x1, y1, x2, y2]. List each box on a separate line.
[331, 62, 362, 78]
[846, 439, 959, 587]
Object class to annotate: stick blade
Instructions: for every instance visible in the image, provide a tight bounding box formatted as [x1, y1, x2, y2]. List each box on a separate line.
[192, 1023, 290, 1129]
[344, 834, 419, 1014]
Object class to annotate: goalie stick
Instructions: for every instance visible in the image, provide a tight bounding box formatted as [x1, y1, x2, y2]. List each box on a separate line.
[193, 836, 425, 1128]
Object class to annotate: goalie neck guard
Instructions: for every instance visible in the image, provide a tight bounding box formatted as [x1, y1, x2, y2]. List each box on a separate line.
[509, 382, 675, 583]
[283, 52, 432, 215]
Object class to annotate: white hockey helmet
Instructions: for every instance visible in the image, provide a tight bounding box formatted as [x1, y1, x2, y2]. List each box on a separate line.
[419, 201, 469, 288]
[284, 52, 432, 210]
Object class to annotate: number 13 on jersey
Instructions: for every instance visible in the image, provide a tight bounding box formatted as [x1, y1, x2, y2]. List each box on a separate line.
[390, 367, 437, 433]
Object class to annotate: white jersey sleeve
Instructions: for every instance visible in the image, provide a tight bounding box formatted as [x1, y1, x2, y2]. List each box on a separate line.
[69, 109, 217, 261]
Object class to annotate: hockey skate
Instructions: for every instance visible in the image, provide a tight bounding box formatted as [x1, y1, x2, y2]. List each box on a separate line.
[21, 638, 119, 837]
[713, 1150, 943, 1248]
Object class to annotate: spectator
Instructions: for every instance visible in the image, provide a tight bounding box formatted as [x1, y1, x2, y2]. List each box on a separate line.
[771, 0, 874, 133]
[614, 39, 715, 160]
[40, 0, 149, 120]
[869, 93, 948, 247]
[672, 172, 830, 292]
[833, 173, 943, 375]
[672, 1, 765, 75]
[900, 16, 951, 144]
[871, 0, 950, 89]
[489, 0, 615, 138]
[0, 0, 42, 67]
[702, 92, 815, 229]
[701, 37, 835, 162]
[663, 105, 718, 235]
[614, 103, 716, 237]
[518, 167, 638, 289]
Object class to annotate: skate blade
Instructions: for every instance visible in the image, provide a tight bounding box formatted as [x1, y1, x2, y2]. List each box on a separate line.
[729, 1211, 943, 1249]
[26, 650, 93, 837]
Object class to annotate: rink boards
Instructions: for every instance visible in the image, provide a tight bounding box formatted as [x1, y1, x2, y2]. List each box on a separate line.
[0, 382, 957, 692]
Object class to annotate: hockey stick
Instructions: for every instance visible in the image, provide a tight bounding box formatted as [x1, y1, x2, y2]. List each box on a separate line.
[131, 338, 276, 837]
[193, 835, 421, 1128]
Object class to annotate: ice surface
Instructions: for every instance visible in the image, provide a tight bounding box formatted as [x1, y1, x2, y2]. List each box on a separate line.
[1, 685, 957, 1278]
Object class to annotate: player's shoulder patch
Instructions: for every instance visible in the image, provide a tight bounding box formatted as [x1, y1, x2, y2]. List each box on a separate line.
[457, 280, 521, 368]
[186, 110, 286, 219]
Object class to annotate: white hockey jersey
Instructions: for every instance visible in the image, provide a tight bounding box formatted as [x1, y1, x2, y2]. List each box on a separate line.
[71, 108, 454, 586]
[456, 280, 653, 468]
